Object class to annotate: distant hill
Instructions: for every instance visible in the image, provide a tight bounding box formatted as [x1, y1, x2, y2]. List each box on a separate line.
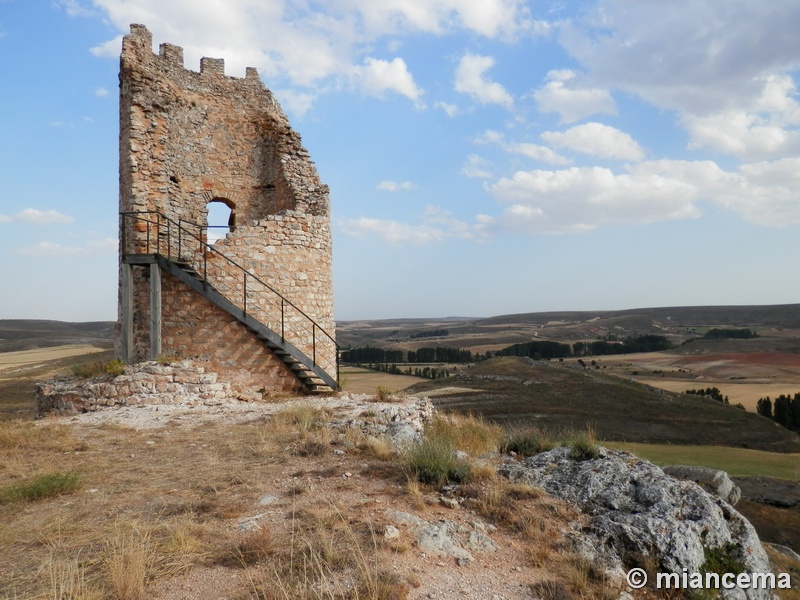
[406, 356, 800, 453]
[337, 304, 800, 351]
[0, 320, 114, 353]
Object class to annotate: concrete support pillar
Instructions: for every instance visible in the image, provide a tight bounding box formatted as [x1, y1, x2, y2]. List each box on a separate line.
[150, 262, 162, 359]
[121, 263, 133, 363]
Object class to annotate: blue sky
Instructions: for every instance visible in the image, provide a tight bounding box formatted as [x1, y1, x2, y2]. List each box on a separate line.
[2, 1, 800, 322]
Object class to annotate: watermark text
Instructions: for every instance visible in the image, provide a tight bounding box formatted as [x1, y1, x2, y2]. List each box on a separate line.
[626, 568, 791, 591]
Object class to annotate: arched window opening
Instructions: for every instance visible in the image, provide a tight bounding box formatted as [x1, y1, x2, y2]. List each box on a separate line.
[206, 198, 235, 244]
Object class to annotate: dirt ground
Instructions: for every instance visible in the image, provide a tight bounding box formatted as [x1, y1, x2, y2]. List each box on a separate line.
[1, 395, 605, 600]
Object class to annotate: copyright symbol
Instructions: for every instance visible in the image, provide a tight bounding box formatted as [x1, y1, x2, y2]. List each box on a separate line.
[627, 568, 648, 589]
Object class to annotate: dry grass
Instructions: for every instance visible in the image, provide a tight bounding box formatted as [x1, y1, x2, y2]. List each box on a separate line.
[460, 476, 619, 599]
[764, 546, 800, 600]
[403, 413, 505, 488]
[246, 504, 409, 600]
[0, 400, 619, 600]
[423, 413, 503, 458]
[0, 405, 414, 599]
[43, 554, 105, 600]
[104, 522, 153, 600]
[0, 345, 107, 373]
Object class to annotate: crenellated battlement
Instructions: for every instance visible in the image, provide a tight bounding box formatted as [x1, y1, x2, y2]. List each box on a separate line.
[158, 42, 183, 66]
[124, 23, 262, 85]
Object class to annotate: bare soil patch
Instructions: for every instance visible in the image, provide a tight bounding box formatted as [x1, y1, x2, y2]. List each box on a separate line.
[340, 366, 426, 394]
[0, 345, 107, 374]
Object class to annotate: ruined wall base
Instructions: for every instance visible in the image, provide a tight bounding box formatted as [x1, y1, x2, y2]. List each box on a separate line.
[35, 361, 260, 417]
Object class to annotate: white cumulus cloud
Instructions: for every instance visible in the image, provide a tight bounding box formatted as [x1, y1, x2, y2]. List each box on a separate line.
[455, 53, 513, 109]
[533, 70, 616, 123]
[489, 164, 702, 234]
[79, 0, 536, 106]
[487, 157, 800, 234]
[474, 129, 570, 166]
[461, 154, 493, 179]
[541, 123, 645, 161]
[683, 75, 800, 161]
[559, 0, 800, 116]
[506, 142, 571, 166]
[351, 57, 424, 104]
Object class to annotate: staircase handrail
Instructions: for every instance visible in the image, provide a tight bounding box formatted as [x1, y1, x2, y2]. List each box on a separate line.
[120, 210, 338, 371]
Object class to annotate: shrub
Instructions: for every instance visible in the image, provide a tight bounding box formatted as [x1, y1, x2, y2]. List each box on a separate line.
[105, 359, 126, 376]
[701, 542, 745, 576]
[71, 360, 107, 379]
[71, 359, 125, 379]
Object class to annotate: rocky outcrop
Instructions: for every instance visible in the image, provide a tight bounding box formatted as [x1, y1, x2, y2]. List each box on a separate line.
[386, 510, 498, 566]
[663, 464, 742, 505]
[499, 447, 774, 600]
[328, 394, 434, 449]
[735, 476, 800, 508]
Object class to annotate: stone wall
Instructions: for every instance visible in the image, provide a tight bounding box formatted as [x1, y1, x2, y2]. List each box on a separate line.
[117, 24, 335, 387]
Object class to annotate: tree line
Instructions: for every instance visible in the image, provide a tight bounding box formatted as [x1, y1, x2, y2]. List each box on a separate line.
[685, 387, 730, 404]
[498, 334, 672, 359]
[756, 393, 800, 431]
[340, 346, 474, 365]
[342, 334, 672, 368]
[369, 362, 452, 380]
[703, 328, 758, 340]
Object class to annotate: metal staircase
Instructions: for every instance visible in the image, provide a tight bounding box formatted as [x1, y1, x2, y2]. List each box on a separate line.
[121, 211, 338, 393]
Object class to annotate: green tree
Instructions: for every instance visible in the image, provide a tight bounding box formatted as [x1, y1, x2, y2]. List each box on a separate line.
[756, 397, 773, 419]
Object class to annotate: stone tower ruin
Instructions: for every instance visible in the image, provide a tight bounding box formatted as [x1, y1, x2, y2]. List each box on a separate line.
[117, 24, 337, 393]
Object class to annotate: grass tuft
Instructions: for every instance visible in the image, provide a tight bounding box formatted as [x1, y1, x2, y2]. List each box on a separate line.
[104, 523, 152, 600]
[375, 386, 393, 401]
[407, 436, 470, 486]
[426, 414, 503, 458]
[0, 471, 81, 504]
[500, 427, 555, 457]
[251, 504, 409, 600]
[565, 425, 601, 461]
